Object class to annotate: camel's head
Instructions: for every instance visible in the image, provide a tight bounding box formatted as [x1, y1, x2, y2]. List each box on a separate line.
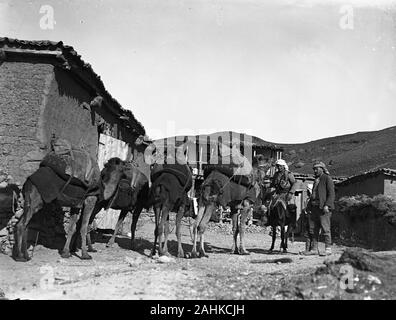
[101, 157, 127, 200]
[200, 178, 222, 205]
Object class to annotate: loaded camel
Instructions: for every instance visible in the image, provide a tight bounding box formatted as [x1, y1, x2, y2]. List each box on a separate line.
[148, 162, 193, 258]
[12, 141, 126, 262]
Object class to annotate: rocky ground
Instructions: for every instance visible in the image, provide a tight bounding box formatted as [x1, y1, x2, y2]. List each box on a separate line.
[1, 213, 395, 300]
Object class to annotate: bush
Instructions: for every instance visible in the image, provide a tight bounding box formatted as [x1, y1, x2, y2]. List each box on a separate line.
[337, 194, 396, 225]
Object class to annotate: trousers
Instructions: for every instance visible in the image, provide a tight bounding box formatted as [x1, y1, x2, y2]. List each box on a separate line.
[307, 205, 332, 246]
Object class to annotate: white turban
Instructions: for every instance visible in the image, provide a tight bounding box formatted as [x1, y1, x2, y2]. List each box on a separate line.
[275, 159, 289, 171]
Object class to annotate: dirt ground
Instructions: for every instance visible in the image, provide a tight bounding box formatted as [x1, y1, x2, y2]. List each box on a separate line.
[0, 213, 395, 300]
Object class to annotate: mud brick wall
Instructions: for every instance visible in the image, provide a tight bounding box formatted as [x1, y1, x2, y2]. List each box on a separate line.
[44, 68, 99, 158]
[0, 62, 54, 186]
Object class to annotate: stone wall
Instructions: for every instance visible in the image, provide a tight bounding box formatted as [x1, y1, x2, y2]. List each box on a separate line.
[332, 208, 396, 251]
[0, 60, 143, 256]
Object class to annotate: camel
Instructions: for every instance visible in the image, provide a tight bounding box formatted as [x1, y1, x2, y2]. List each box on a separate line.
[88, 158, 150, 250]
[191, 162, 270, 258]
[12, 156, 125, 262]
[148, 163, 192, 258]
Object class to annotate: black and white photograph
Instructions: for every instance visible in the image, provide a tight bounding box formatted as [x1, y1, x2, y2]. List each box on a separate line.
[1, 0, 396, 307]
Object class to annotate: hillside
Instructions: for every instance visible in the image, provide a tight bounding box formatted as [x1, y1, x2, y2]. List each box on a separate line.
[278, 126, 396, 176]
[155, 126, 396, 177]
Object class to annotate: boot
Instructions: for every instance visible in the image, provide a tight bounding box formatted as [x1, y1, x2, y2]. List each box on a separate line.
[320, 245, 332, 256]
[300, 238, 311, 254]
[302, 239, 318, 256]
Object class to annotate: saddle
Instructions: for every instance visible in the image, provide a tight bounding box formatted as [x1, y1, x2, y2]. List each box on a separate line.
[150, 163, 192, 192]
[40, 138, 99, 189]
[112, 178, 135, 209]
[203, 164, 253, 188]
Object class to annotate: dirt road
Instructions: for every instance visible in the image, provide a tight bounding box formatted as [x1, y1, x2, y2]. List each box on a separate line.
[0, 214, 387, 300]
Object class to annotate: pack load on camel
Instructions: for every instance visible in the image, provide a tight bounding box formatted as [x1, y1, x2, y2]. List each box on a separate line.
[191, 143, 262, 258]
[203, 143, 254, 188]
[12, 137, 122, 262]
[148, 161, 193, 258]
[28, 137, 101, 207]
[150, 163, 193, 210]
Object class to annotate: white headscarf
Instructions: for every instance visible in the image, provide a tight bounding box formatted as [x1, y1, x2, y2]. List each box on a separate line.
[275, 159, 289, 171]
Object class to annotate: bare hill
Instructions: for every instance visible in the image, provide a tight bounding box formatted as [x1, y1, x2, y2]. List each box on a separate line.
[278, 126, 396, 176]
[156, 126, 396, 177]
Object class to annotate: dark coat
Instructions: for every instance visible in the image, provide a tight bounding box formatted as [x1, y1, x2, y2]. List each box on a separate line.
[270, 170, 297, 195]
[310, 173, 335, 210]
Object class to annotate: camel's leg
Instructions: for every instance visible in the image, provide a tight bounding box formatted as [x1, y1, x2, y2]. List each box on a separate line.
[176, 205, 185, 258]
[280, 225, 287, 253]
[269, 225, 276, 252]
[13, 182, 43, 262]
[283, 224, 290, 253]
[191, 205, 205, 258]
[231, 212, 239, 254]
[80, 196, 97, 260]
[80, 200, 103, 253]
[239, 200, 251, 255]
[160, 206, 170, 256]
[62, 208, 81, 258]
[198, 203, 215, 258]
[151, 205, 161, 257]
[107, 209, 128, 248]
[130, 203, 143, 250]
[86, 232, 97, 253]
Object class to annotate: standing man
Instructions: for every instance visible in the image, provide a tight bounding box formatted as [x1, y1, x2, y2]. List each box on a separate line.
[303, 161, 335, 256]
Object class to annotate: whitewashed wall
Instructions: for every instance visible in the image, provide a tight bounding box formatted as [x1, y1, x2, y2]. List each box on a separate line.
[94, 134, 130, 230]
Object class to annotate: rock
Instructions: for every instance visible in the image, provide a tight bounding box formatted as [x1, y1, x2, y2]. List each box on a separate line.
[0, 227, 7, 237]
[337, 248, 396, 274]
[157, 255, 175, 264]
[14, 209, 24, 219]
[125, 256, 145, 267]
[367, 275, 381, 285]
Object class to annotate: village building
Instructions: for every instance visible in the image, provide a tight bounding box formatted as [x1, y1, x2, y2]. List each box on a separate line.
[0, 37, 146, 247]
[0, 37, 146, 187]
[335, 168, 396, 201]
[152, 131, 283, 198]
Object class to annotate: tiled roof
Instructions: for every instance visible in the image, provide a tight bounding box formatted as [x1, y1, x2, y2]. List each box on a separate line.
[0, 37, 145, 135]
[336, 168, 396, 186]
[293, 172, 346, 183]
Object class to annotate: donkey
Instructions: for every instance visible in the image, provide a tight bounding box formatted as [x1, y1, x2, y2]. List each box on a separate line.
[12, 156, 124, 262]
[267, 195, 297, 253]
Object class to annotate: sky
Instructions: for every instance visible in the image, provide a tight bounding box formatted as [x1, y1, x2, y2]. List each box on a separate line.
[1, 0, 396, 143]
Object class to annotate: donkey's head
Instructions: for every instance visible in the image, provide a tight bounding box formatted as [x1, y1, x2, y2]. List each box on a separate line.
[101, 157, 126, 200]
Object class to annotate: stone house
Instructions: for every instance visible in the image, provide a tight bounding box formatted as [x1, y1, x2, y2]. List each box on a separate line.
[0, 37, 146, 187]
[0, 37, 146, 251]
[335, 168, 396, 200]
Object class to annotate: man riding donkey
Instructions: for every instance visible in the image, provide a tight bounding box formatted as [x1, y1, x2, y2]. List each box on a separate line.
[260, 158, 299, 253]
[263, 159, 297, 227]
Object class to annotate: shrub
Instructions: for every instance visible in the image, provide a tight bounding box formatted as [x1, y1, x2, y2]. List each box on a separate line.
[337, 194, 396, 225]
